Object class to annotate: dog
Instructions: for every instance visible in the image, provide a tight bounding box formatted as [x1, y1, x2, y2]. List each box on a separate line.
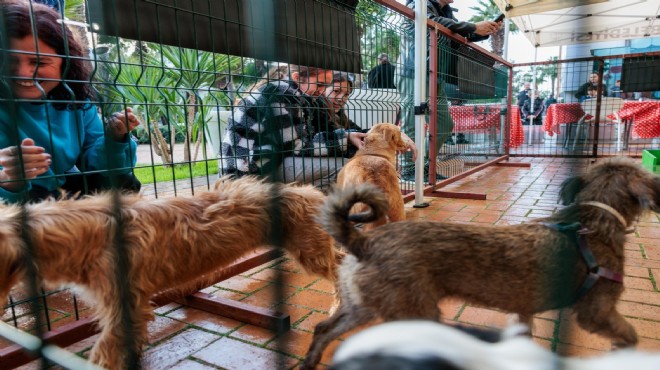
[336, 123, 409, 231]
[301, 158, 660, 369]
[0, 176, 341, 369]
[329, 320, 660, 370]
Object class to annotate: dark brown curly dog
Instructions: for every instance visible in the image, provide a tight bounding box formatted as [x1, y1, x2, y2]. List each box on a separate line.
[302, 158, 660, 369]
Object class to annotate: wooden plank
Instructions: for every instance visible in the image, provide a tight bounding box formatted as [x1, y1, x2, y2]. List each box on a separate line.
[427, 191, 487, 200]
[1, 248, 284, 368]
[494, 162, 532, 168]
[179, 293, 290, 333]
[151, 248, 281, 306]
[0, 318, 98, 368]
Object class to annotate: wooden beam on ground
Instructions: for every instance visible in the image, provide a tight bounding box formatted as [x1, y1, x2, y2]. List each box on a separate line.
[0, 318, 97, 369]
[426, 191, 487, 200]
[178, 293, 290, 333]
[494, 162, 531, 168]
[1, 248, 283, 368]
[402, 155, 532, 202]
[151, 248, 282, 306]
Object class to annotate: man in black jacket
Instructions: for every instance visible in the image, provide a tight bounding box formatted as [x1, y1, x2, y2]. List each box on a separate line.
[396, 0, 500, 181]
[368, 53, 396, 89]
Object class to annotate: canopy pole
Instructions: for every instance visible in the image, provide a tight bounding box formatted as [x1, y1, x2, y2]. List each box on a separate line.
[528, 47, 539, 145]
[413, 0, 427, 205]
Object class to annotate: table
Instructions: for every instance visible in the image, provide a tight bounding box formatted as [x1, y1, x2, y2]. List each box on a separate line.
[450, 104, 523, 148]
[543, 103, 585, 136]
[610, 101, 660, 139]
[544, 101, 660, 139]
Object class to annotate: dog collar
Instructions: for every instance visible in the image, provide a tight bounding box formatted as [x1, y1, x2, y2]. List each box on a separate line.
[581, 201, 632, 232]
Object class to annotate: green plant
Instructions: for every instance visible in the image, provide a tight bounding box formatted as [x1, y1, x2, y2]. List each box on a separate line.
[468, 0, 519, 56]
[98, 60, 184, 164]
[153, 46, 241, 162]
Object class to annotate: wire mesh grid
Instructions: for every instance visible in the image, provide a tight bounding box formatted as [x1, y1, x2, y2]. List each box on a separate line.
[510, 54, 660, 158]
[3, 0, 657, 369]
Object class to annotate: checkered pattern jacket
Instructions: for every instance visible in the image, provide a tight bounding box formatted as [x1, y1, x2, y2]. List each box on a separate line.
[219, 80, 356, 177]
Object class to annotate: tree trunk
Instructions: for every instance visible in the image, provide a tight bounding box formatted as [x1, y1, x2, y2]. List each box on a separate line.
[146, 118, 172, 165]
[490, 29, 505, 56]
[192, 131, 203, 161]
[183, 93, 196, 163]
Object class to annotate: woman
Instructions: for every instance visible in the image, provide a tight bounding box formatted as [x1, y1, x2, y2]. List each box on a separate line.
[575, 72, 608, 102]
[322, 72, 417, 160]
[0, 1, 140, 203]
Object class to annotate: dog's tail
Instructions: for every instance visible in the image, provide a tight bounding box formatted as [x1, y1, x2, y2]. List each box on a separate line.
[319, 184, 389, 260]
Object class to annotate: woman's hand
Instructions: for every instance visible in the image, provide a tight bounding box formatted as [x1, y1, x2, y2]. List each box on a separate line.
[0, 138, 51, 191]
[399, 131, 418, 161]
[347, 132, 367, 150]
[106, 107, 141, 141]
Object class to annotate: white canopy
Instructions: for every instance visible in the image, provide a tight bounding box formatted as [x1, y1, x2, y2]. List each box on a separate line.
[494, 0, 660, 47]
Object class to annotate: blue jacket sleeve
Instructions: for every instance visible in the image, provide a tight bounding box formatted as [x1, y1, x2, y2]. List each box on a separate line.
[79, 106, 137, 174]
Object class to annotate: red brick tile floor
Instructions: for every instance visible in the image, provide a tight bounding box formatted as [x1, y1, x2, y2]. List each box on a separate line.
[4, 157, 660, 369]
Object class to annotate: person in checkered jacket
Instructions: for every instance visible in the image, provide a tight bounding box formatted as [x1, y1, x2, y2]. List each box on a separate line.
[219, 66, 366, 186]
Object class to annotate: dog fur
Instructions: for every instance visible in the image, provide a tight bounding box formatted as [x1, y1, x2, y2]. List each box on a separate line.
[302, 158, 660, 369]
[329, 320, 660, 370]
[336, 123, 409, 231]
[0, 176, 341, 369]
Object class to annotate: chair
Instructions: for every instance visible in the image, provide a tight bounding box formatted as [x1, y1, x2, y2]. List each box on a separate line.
[571, 97, 624, 151]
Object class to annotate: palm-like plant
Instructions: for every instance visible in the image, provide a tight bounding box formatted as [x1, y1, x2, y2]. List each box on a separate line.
[62, 0, 86, 22]
[468, 0, 519, 57]
[539, 57, 559, 96]
[99, 60, 184, 164]
[153, 46, 241, 162]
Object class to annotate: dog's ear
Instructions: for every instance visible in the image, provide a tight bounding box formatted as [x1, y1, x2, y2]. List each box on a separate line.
[559, 176, 585, 205]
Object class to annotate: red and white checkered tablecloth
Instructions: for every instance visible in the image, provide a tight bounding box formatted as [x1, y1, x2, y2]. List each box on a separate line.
[607, 101, 660, 139]
[543, 103, 585, 136]
[449, 105, 523, 148]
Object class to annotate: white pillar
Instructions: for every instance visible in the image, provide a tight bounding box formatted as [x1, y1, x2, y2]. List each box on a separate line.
[529, 46, 538, 145]
[414, 0, 427, 204]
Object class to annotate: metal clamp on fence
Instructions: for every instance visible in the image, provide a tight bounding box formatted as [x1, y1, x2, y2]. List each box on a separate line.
[414, 102, 429, 115]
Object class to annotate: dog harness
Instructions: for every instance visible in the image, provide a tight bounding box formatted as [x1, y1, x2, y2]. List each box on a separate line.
[542, 221, 623, 303]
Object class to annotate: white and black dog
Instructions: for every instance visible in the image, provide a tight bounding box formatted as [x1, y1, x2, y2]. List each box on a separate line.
[329, 321, 660, 370]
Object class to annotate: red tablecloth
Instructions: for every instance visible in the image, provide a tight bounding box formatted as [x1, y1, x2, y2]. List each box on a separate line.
[608, 101, 660, 139]
[449, 105, 523, 148]
[543, 103, 585, 136]
[545, 101, 660, 139]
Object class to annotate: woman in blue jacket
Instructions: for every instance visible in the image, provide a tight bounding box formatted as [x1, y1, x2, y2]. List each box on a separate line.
[0, 1, 140, 203]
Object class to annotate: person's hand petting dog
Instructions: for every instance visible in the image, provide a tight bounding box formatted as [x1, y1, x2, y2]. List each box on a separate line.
[399, 131, 418, 161]
[474, 20, 501, 36]
[347, 131, 367, 150]
[105, 107, 141, 141]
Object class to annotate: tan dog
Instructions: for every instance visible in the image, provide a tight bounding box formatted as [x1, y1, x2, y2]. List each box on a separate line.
[302, 158, 660, 369]
[0, 176, 341, 369]
[337, 123, 409, 231]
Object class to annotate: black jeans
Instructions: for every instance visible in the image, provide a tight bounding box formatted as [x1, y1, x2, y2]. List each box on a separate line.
[28, 172, 141, 203]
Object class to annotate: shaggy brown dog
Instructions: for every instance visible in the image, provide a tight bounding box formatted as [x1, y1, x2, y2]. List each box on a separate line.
[337, 123, 409, 231]
[0, 176, 340, 369]
[302, 158, 660, 369]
